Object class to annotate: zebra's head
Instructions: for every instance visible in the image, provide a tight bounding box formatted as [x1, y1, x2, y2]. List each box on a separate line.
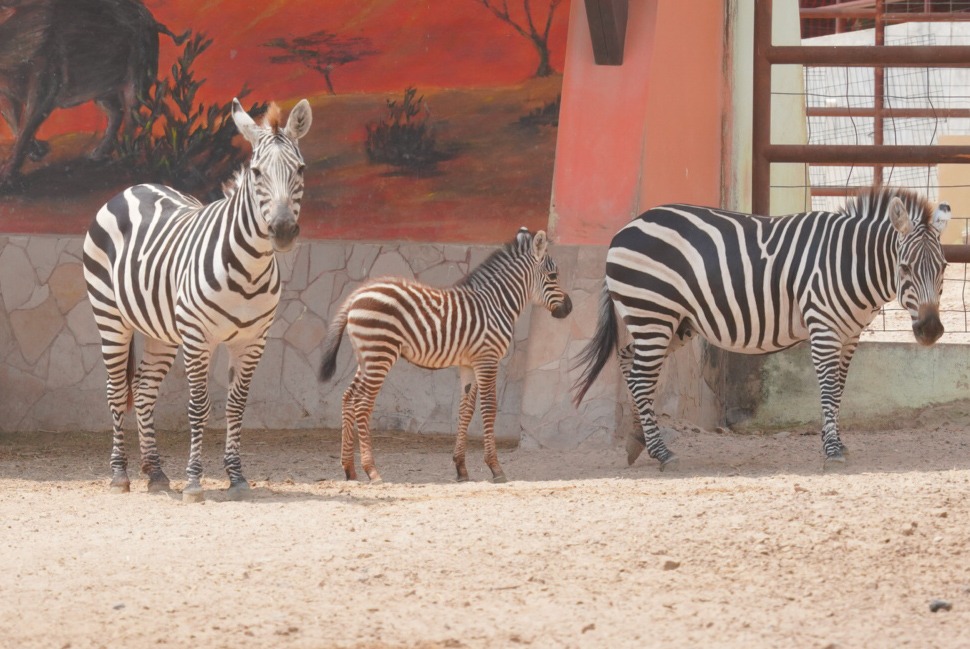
[517, 228, 572, 319]
[231, 98, 313, 253]
[890, 196, 949, 346]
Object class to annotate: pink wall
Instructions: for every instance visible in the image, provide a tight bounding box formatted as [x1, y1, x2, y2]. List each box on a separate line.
[551, 0, 727, 245]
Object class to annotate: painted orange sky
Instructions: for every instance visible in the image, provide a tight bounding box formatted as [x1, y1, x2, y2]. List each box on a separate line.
[23, 0, 570, 141]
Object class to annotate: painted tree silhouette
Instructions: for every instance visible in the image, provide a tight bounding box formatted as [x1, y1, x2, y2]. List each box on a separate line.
[473, 0, 563, 77]
[263, 31, 378, 95]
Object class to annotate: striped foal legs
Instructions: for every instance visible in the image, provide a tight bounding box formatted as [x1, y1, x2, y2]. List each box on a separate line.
[340, 372, 361, 480]
[350, 359, 391, 484]
[453, 365, 478, 482]
[134, 338, 179, 492]
[181, 342, 212, 502]
[474, 359, 507, 483]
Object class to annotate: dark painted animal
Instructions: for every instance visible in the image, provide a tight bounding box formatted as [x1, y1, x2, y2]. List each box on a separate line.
[0, 0, 186, 185]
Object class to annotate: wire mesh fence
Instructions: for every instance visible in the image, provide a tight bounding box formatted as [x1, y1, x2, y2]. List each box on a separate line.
[789, 19, 970, 342]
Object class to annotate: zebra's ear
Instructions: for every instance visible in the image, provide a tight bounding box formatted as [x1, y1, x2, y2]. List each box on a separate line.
[285, 99, 313, 141]
[888, 197, 913, 236]
[931, 201, 951, 237]
[231, 98, 261, 145]
[532, 230, 548, 259]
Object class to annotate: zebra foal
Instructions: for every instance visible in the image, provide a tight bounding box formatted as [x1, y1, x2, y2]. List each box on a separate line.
[574, 188, 949, 470]
[83, 98, 312, 502]
[319, 228, 572, 483]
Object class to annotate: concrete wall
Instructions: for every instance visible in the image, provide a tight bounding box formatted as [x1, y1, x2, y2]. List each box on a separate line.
[0, 233, 713, 447]
[738, 341, 970, 433]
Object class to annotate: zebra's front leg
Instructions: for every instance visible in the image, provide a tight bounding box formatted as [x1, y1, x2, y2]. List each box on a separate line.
[182, 343, 213, 503]
[134, 338, 179, 492]
[808, 325, 849, 467]
[453, 366, 478, 482]
[474, 360, 506, 483]
[222, 340, 266, 500]
[626, 331, 677, 470]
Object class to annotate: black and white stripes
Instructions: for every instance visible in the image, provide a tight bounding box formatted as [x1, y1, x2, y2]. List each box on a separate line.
[83, 98, 312, 502]
[573, 188, 948, 469]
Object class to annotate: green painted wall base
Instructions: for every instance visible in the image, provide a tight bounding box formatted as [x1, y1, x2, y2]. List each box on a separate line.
[727, 342, 970, 433]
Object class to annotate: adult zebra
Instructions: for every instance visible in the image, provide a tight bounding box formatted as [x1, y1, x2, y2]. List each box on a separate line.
[573, 188, 949, 470]
[83, 98, 312, 502]
[319, 228, 572, 484]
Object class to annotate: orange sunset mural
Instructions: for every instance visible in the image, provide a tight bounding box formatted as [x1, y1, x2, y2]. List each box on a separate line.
[0, 0, 568, 242]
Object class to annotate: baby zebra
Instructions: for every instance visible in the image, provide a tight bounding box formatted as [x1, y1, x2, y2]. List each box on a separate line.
[319, 227, 572, 483]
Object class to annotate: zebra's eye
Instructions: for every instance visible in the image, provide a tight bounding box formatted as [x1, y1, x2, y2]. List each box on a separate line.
[252, 167, 263, 180]
[547, 272, 558, 281]
[899, 262, 911, 276]
[296, 164, 306, 175]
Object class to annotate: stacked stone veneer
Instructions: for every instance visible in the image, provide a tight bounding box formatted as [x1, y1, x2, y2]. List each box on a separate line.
[0, 234, 720, 448]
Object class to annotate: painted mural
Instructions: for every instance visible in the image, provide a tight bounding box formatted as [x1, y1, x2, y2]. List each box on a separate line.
[0, 0, 568, 243]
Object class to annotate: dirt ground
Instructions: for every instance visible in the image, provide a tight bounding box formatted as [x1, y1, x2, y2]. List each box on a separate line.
[1, 423, 969, 649]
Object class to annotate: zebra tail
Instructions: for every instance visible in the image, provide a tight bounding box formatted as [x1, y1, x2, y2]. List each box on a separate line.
[319, 304, 350, 382]
[571, 284, 618, 407]
[125, 338, 136, 412]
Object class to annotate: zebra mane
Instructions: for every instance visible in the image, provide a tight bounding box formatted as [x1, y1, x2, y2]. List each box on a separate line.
[221, 165, 248, 199]
[456, 239, 522, 288]
[264, 102, 283, 133]
[841, 186, 933, 226]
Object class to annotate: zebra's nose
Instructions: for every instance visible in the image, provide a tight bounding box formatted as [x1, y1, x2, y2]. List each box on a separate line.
[269, 220, 300, 247]
[913, 311, 943, 346]
[551, 295, 572, 319]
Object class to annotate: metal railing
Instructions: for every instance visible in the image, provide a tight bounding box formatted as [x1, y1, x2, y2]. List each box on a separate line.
[753, 0, 970, 264]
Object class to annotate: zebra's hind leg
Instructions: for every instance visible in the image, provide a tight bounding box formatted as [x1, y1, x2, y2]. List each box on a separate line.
[181, 341, 213, 503]
[474, 359, 507, 483]
[340, 373, 362, 481]
[222, 339, 267, 501]
[617, 343, 644, 462]
[100, 330, 135, 493]
[453, 366, 478, 482]
[134, 338, 179, 493]
[352, 365, 387, 484]
[626, 329, 677, 470]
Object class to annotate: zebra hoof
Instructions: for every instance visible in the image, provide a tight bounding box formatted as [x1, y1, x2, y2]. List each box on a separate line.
[626, 436, 647, 466]
[491, 474, 508, 484]
[226, 480, 251, 501]
[182, 484, 205, 503]
[456, 473, 470, 483]
[823, 454, 847, 472]
[147, 472, 171, 493]
[109, 474, 130, 494]
[659, 454, 680, 472]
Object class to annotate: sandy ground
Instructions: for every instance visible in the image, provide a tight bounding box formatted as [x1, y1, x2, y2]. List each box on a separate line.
[2, 423, 970, 649]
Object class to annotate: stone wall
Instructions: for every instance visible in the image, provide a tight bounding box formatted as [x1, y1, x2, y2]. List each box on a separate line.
[0, 234, 718, 448]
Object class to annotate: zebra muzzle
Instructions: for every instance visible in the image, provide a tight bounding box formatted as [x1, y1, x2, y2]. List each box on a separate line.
[269, 221, 300, 251]
[913, 306, 944, 346]
[551, 295, 573, 319]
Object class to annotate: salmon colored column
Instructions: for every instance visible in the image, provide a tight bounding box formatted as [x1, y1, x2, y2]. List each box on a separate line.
[550, 0, 726, 245]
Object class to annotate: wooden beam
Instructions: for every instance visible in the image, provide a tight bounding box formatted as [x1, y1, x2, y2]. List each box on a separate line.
[584, 0, 627, 66]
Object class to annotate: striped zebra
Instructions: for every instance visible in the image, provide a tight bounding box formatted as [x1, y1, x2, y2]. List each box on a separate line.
[83, 98, 312, 502]
[573, 188, 949, 470]
[318, 228, 572, 484]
